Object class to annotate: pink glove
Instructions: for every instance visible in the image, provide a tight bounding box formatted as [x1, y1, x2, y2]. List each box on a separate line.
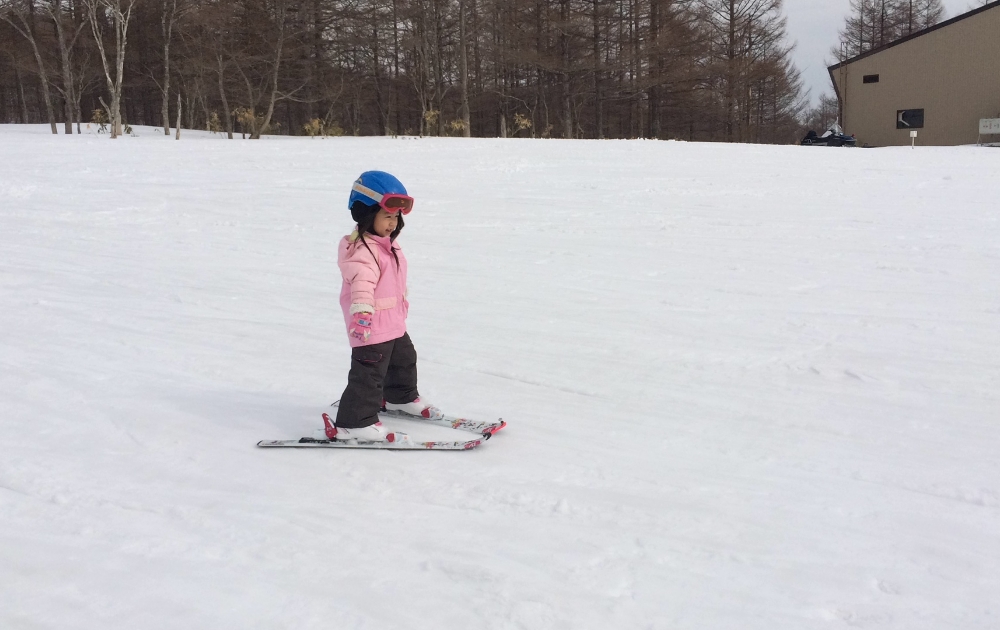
[349, 310, 372, 342]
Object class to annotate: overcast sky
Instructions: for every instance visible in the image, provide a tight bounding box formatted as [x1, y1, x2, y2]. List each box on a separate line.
[784, 0, 978, 106]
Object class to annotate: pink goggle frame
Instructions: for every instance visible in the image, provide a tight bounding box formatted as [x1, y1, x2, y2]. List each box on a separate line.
[379, 193, 414, 215]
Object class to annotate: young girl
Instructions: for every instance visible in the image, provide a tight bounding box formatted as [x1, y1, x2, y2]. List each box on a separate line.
[324, 171, 441, 442]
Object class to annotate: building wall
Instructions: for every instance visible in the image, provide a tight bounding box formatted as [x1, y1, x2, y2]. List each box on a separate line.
[831, 5, 1000, 147]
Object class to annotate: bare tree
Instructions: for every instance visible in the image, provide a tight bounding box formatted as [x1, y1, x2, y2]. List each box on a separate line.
[701, 0, 796, 142]
[1, 0, 59, 133]
[802, 91, 839, 132]
[0, 0, 806, 143]
[159, 0, 185, 135]
[558, 0, 571, 138]
[458, 0, 470, 136]
[1, 46, 33, 122]
[44, 0, 87, 133]
[590, 0, 602, 138]
[409, 0, 433, 136]
[227, 0, 296, 139]
[833, 0, 945, 60]
[85, 0, 136, 138]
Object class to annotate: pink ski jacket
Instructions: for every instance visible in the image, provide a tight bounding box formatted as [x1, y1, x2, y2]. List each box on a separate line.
[338, 232, 409, 347]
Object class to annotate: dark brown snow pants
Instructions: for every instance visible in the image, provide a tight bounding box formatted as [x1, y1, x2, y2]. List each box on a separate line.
[336, 332, 419, 428]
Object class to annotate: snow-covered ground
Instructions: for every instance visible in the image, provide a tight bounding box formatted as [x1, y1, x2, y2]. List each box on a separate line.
[2, 124, 998, 629]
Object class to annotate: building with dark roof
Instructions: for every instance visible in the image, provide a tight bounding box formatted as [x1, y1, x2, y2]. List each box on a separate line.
[828, 1, 1000, 147]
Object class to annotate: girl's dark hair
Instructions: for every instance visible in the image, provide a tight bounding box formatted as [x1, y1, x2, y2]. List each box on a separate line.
[351, 200, 403, 269]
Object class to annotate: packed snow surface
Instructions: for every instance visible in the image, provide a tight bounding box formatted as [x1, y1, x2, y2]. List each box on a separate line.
[2, 125, 998, 629]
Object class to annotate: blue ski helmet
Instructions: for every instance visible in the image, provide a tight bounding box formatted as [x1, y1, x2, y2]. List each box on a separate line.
[348, 171, 408, 221]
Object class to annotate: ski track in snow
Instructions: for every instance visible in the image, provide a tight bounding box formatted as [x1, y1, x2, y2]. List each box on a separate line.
[1, 124, 999, 629]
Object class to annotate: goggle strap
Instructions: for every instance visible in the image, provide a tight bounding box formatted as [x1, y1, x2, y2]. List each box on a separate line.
[352, 182, 384, 204]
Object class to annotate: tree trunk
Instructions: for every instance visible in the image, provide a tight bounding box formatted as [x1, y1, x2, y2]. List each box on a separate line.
[113, 4, 129, 137]
[392, 0, 401, 135]
[305, 0, 317, 121]
[161, 0, 176, 136]
[34, 54, 58, 133]
[253, 2, 286, 139]
[73, 82, 84, 133]
[13, 61, 30, 124]
[560, 0, 572, 139]
[631, 0, 640, 137]
[199, 90, 210, 131]
[414, 5, 430, 137]
[175, 91, 181, 139]
[459, 0, 471, 137]
[49, 0, 79, 134]
[216, 54, 233, 139]
[592, 0, 602, 138]
[534, 0, 542, 135]
[432, 0, 444, 136]
[471, 0, 481, 107]
[648, 0, 659, 139]
[372, 21, 386, 135]
[725, 0, 736, 142]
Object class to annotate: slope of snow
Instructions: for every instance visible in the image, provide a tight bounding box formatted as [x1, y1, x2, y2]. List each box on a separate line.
[2, 124, 998, 629]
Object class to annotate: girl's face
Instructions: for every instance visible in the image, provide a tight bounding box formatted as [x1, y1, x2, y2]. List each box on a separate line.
[371, 209, 399, 237]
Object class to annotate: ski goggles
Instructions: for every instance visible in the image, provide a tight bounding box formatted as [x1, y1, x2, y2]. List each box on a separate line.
[352, 182, 414, 215]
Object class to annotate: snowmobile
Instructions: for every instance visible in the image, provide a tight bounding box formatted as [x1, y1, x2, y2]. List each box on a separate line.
[801, 128, 857, 147]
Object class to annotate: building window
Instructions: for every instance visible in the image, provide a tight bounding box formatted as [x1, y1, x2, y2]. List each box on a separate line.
[863, 74, 880, 84]
[897, 109, 925, 129]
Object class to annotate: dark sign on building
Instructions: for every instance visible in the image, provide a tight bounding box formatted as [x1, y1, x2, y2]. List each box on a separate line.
[896, 109, 925, 129]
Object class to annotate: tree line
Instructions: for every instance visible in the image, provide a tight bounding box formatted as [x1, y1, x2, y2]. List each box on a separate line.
[2, 0, 812, 142]
[832, 0, 945, 60]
